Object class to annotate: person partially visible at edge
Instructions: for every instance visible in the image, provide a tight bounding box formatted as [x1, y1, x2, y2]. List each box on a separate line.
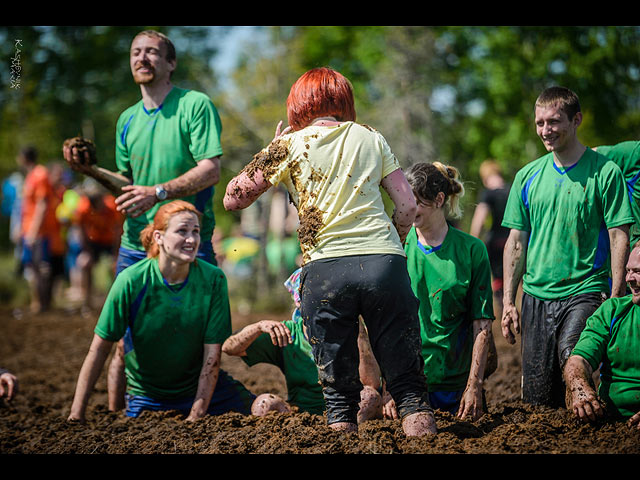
[593, 141, 640, 251]
[17, 146, 59, 314]
[382, 162, 497, 422]
[501, 86, 633, 408]
[0, 368, 18, 401]
[469, 159, 511, 320]
[564, 241, 640, 430]
[62, 30, 223, 412]
[222, 268, 384, 423]
[223, 67, 436, 437]
[68, 201, 254, 423]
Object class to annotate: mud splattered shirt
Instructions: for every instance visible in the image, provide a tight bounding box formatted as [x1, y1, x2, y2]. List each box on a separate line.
[261, 121, 405, 264]
[115, 87, 223, 251]
[597, 141, 640, 248]
[404, 226, 494, 391]
[94, 257, 231, 400]
[502, 149, 633, 300]
[572, 295, 640, 418]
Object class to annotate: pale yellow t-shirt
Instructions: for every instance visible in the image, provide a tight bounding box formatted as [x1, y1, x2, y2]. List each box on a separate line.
[262, 121, 405, 264]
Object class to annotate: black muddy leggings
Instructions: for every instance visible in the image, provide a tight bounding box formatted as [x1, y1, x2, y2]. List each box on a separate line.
[300, 254, 432, 425]
[520, 291, 604, 408]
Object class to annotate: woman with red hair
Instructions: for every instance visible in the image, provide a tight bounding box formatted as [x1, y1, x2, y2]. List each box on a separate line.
[68, 200, 254, 422]
[224, 67, 436, 436]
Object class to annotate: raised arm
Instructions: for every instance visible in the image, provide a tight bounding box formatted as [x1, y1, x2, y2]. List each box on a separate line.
[501, 228, 529, 344]
[381, 168, 417, 244]
[62, 142, 131, 196]
[68, 334, 114, 423]
[223, 168, 272, 211]
[221, 320, 292, 357]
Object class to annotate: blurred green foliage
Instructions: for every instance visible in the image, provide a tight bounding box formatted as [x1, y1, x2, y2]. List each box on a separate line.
[1, 26, 640, 307]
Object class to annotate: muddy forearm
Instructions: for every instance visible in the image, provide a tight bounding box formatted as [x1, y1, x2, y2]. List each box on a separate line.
[466, 319, 491, 390]
[189, 344, 221, 420]
[563, 355, 597, 409]
[502, 229, 527, 306]
[163, 157, 220, 200]
[221, 323, 265, 356]
[381, 169, 417, 242]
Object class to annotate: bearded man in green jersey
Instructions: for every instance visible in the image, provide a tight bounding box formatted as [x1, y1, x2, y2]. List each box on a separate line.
[501, 86, 633, 407]
[564, 241, 640, 428]
[63, 29, 224, 412]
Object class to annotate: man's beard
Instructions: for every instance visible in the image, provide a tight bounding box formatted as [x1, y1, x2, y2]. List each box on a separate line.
[132, 63, 155, 85]
[133, 71, 155, 85]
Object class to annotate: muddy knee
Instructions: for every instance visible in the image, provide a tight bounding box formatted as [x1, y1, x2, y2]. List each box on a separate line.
[357, 385, 383, 423]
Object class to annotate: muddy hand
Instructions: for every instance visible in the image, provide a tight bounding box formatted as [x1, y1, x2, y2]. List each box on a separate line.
[501, 303, 520, 345]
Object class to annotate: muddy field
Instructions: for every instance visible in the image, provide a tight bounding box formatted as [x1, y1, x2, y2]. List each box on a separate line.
[1, 303, 639, 455]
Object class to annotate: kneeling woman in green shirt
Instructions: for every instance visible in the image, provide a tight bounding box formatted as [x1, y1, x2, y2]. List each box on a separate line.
[385, 162, 497, 422]
[68, 200, 254, 422]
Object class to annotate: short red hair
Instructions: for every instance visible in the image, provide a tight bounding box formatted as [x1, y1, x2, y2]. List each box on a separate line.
[140, 200, 202, 258]
[286, 67, 356, 131]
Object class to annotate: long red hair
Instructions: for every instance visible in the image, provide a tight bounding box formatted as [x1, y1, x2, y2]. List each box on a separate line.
[140, 200, 202, 258]
[286, 67, 356, 131]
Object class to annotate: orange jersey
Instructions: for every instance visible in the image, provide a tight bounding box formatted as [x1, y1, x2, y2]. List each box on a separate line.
[74, 195, 124, 246]
[21, 165, 59, 240]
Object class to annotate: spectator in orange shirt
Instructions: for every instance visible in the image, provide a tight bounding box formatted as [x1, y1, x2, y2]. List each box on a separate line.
[73, 180, 124, 309]
[47, 161, 69, 289]
[17, 146, 58, 313]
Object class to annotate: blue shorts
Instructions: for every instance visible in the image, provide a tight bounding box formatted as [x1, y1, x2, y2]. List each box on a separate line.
[115, 240, 215, 275]
[125, 370, 255, 418]
[21, 237, 51, 266]
[429, 390, 463, 415]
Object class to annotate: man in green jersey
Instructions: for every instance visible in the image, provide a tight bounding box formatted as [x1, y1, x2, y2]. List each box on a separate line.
[595, 141, 640, 249]
[63, 29, 223, 412]
[564, 241, 640, 428]
[501, 86, 633, 407]
[64, 29, 222, 268]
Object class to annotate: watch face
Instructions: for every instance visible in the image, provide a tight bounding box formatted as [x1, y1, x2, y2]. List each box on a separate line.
[156, 187, 167, 200]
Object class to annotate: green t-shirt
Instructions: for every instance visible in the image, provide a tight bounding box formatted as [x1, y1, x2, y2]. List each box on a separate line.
[596, 141, 640, 248]
[242, 311, 325, 415]
[115, 86, 223, 251]
[572, 295, 640, 418]
[94, 257, 232, 400]
[404, 226, 495, 392]
[502, 149, 634, 300]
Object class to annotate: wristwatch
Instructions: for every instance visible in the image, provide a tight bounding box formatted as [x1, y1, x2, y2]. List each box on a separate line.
[155, 185, 168, 201]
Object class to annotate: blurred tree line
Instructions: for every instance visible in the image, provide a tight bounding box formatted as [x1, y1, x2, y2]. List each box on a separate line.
[1, 26, 640, 305]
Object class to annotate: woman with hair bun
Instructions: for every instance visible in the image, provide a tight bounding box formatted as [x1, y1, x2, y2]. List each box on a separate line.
[384, 162, 497, 422]
[223, 67, 436, 436]
[68, 200, 254, 422]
